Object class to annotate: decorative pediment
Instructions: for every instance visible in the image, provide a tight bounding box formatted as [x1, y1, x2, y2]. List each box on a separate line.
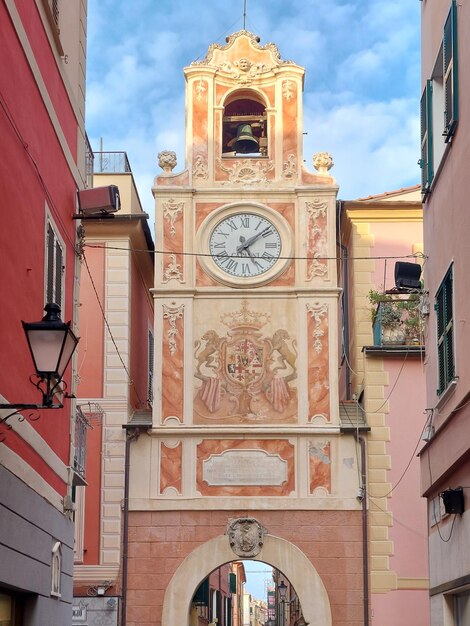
[191, 30, 295, 73]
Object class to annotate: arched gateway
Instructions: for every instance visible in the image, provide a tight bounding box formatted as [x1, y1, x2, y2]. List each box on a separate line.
[162, 533, 332, 626]
[125, 27, 365, 626]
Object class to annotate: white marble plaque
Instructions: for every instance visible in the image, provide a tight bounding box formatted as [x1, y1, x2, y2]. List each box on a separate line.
[202, 450, 287, 486]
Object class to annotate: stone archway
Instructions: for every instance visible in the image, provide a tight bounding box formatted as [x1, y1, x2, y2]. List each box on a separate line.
[162, 533, 332, 626]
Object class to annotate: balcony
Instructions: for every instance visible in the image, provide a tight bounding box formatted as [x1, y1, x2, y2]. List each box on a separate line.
[93, 151, 131, 174]
[370, 294, 425, 349]
[73, 406, 91, 485]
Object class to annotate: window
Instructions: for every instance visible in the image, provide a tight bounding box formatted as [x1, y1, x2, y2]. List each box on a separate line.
[51, 542, 62, 597]
[420, 80, 433, 192]
[148, 328, 154, 406]
[443, 1, 458, 139]
[45, 217, 65, 310]
[455, 592, 470, 626]
[436, 266, 454, 395]
[420, 0, 458, 194]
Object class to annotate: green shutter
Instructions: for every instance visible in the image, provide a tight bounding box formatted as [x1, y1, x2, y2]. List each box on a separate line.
[229, 572, 236, 594]
[420, 81, 433, 193]
[193, 578, 209, 606]
[436, 267, 454, 395]
[443, 0, 458, 140]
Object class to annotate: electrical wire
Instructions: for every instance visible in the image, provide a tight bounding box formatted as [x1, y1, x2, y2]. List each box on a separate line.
[84, 242, 426, 264]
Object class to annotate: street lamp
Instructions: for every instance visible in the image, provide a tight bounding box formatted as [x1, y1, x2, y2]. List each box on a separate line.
[278, 580, 288, 602]
[0, 303, 79, 416]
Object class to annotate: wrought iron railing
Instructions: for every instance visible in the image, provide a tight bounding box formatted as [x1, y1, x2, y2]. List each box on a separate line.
[372, 297, 425, 347]
[93, 151, 132, 174]
[85, 134, 94, 188]
[73, 406, 91, 481]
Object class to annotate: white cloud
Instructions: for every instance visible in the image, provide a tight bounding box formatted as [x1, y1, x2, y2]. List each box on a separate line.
[85, 0, 421, 218]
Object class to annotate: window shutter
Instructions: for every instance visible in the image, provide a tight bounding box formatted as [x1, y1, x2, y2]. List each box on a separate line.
[193, 578, 209, 606]
[54, 236, 63, 306]
[229, 572, 236, 594]
[420, 81, 433, 192]
[47, 223, 55, 303]
[443, 0, 458, 140]
[436, 267, 454, 395]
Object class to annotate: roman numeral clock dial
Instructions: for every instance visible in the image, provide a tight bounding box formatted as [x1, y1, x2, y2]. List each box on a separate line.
[209, 213, 282, 278]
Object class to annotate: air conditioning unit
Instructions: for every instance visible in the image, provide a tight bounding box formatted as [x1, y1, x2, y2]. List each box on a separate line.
[77, 185, 120, 216]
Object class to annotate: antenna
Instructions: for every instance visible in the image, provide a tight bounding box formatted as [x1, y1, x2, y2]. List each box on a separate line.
[243, 0, 247, 29]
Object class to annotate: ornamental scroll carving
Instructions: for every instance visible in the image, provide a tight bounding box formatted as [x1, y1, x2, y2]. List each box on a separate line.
[282, 154, 297, 180]
[163, 254, 183, 283]
[163, 199, 184, 238]
[306, 303, 328, 353]
[193, 155, 209, 180]
[282, 80, 295, 101]
[163, 303, 184, 356]
[227, 517, 267, 558]
[195, 79, 207, 102]
[306, 199, 328, 280]
[216, 158, 274, 185]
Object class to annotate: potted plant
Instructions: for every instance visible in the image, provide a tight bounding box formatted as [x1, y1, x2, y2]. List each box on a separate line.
[368, 290, 404, 344]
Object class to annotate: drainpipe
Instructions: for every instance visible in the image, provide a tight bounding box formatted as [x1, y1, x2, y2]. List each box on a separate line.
[356, 435, 369, 626]
[121, 427, 140, 626]
[340, 243, 351, 399]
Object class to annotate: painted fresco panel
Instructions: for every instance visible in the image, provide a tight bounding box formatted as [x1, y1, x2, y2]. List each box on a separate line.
[306, 303, 330, 421]
[309, 440, 332, 494]
[193, 299, 298, 424]
[161, 303, 184, 423]
[160, 441, 183, 495]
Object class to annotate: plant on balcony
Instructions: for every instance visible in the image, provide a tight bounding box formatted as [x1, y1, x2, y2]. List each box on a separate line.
[368, 290, 423, 345]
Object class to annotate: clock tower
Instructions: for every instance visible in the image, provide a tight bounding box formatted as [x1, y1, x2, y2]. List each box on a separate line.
[127, 31, 364, 626]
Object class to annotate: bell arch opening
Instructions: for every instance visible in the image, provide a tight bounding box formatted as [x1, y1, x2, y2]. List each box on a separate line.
[221, 90, 268, 157]
[162, 534, 332, 626]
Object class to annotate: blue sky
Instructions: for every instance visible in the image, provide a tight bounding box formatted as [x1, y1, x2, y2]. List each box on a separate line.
[243, 560, 273, 601]
[86, 0, 421, 218]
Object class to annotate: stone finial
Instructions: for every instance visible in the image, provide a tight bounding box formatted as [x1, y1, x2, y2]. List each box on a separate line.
[158, 150, 177, 174]
[313, 152, 334, 175]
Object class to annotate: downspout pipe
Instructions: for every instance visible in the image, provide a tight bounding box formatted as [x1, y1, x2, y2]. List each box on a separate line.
[356, 434, 369, 626]
[121, 427, 140, 626]
[340, 243, 351, 399]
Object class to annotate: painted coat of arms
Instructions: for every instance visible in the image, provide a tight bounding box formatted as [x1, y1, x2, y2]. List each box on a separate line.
[194, 301, 297, 423]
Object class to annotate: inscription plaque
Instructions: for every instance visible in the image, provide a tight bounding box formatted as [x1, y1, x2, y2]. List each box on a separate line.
[202, 450, 287, 486]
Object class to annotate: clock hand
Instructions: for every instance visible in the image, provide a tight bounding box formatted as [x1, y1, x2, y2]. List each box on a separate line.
[236, 226, 272, 253]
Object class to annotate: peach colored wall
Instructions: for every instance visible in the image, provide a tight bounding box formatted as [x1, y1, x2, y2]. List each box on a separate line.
[77, 245, 105, 398]
[130, 259, 153, 409]
[370, 222, 423, 291]
[82, 415, 103, 565]
[127, 509, 363, 626]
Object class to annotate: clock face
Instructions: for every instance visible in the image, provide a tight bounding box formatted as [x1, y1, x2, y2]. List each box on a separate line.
[209, 213, 282, 278]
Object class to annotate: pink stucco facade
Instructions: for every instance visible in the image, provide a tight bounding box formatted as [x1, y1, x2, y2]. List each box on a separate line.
[420, 1, 470, 623]
[340, 191, 429, 626]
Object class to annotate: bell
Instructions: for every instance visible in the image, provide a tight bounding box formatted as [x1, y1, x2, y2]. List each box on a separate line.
[233, 124, 259, 154]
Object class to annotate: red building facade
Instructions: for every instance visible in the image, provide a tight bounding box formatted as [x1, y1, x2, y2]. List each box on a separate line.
[0, 1, 88, 622]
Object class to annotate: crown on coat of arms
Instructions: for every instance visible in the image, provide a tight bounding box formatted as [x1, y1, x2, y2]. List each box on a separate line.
[221, 299, 270, 330]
